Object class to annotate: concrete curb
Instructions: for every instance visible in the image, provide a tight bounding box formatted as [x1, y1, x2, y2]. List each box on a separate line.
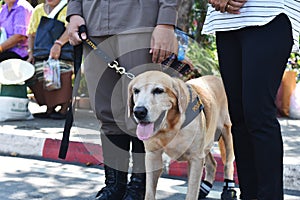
[1, 128, 300, 191]
[0, 131, 237, 183]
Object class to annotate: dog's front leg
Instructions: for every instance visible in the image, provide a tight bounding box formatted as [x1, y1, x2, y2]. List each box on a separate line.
[186, 158, 205, 200]
[145, 150, 163, 200]
[221, 125, 235, 180]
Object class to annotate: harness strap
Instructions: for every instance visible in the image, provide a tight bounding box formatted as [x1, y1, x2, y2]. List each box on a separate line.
[181, 84, 204, 128]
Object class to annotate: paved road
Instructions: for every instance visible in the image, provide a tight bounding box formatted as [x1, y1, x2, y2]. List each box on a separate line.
[0, 155, 225, 200]
[1, 155, 300, 200]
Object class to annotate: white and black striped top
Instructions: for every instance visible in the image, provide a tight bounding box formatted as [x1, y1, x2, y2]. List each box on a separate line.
[202, 0, 300, 52]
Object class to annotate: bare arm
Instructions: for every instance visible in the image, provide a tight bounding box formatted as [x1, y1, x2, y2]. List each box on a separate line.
[50, 28, 70, 60]
[0, 34, 26, 52]
[27, 33, 35, 63]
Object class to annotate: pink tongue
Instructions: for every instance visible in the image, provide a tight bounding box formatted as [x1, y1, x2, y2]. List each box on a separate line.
[136, 123, 154, 141]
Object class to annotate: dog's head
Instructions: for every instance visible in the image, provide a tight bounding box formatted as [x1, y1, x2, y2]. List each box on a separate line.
[128, 71, 189, 141]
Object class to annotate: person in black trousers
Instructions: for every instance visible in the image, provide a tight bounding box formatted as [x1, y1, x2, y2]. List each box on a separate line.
[66, 1, 180, 200]
[216, 14, 293, 199]
[202, 0, 299, 199]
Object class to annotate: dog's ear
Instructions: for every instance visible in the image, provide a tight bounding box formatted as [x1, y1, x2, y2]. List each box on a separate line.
[172, 78, 188, 113]
[127, 81, 134, 118]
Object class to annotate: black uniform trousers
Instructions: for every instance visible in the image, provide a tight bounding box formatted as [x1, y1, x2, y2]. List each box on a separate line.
[83, 32, 160, 173]
[216, 13, 293, 200]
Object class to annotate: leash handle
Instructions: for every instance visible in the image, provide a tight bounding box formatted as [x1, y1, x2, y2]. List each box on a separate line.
[78, 25, 88, 42]
[78, 25, 98, 51]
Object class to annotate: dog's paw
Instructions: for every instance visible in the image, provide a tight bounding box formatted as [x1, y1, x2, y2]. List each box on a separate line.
[221, 188, 237, 200]
[221, 179, 237, 200]
[198, 180, 213, 199]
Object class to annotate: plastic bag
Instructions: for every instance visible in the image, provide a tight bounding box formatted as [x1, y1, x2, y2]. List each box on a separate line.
[0, 27, 7, 44]
[175, 28, 189, 61]
[43, 58, 61, 91]
[289, 82, 300, 119]
[0, 96, 33, 121]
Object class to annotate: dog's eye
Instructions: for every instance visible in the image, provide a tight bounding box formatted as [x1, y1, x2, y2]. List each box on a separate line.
[133, 88, 140, 95]
[152, 87, 164, 95]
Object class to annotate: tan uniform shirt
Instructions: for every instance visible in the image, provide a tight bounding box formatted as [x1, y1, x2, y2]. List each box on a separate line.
[67, 0, 180, 36]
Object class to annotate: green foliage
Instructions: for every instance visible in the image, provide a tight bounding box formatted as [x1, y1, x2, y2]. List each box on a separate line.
[188, 0, 209, 44]
[287, 52, 300, 70]
[287, 52, 300, 82]
[77, 74, 89, 97]
[186, 39, 220, 77]
[185, 1, 220, 78]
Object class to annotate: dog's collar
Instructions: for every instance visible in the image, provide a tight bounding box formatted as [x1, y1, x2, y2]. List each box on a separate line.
[181, 84, 204, 128]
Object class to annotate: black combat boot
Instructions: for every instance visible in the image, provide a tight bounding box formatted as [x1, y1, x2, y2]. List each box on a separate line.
[95, 165, 128, 200]
[122, 142, 146, 200]
[95, 134, 131, 200]
[122, 172, 146, 200]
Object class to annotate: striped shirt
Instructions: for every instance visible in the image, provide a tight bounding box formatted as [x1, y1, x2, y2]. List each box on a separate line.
[202, 0, 300, 52]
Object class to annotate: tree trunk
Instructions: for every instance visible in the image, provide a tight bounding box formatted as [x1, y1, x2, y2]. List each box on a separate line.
[177, 0, 194, 32]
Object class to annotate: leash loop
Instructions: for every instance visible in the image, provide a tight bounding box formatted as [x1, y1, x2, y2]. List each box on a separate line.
[107, 60, 135, 79]
[125, 72, 135, 80]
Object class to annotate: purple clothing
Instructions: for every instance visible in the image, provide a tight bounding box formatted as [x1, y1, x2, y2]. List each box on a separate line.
[0, 0, 33, 58]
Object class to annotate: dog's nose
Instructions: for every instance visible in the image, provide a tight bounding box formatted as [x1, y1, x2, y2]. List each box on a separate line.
[133, 106, 148, 120]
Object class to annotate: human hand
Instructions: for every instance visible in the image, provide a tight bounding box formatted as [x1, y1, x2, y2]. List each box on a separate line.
[209, 0, 229, 13]
[209, 0, 247, 14]
[226, 0, 247, 14]
[49, 43, 61, 60]
[150, 25, 177, 63]
[26, 53, 35, 64]
[67, 15, 86, 46]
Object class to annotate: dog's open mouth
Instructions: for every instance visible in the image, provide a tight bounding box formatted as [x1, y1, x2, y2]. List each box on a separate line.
[135, 111, 166, 141]
[136, 122, 154, 141]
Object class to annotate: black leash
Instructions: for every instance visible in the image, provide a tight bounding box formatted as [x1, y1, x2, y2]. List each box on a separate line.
[58, 25, 199, 159]
[58, 44, 82, 159]
[59, 25, 135, 159]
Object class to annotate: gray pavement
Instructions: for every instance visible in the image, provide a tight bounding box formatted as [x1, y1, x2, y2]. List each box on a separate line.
[0, 99, 300, 198]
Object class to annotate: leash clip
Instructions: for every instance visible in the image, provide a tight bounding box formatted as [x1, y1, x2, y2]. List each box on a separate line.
[108, 60, 135, 80]
[79, 24, 135, 80]
[108, 60, 125, 74]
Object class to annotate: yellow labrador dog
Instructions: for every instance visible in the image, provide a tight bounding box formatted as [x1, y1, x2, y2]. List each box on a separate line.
[128, 71, 236, 200]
